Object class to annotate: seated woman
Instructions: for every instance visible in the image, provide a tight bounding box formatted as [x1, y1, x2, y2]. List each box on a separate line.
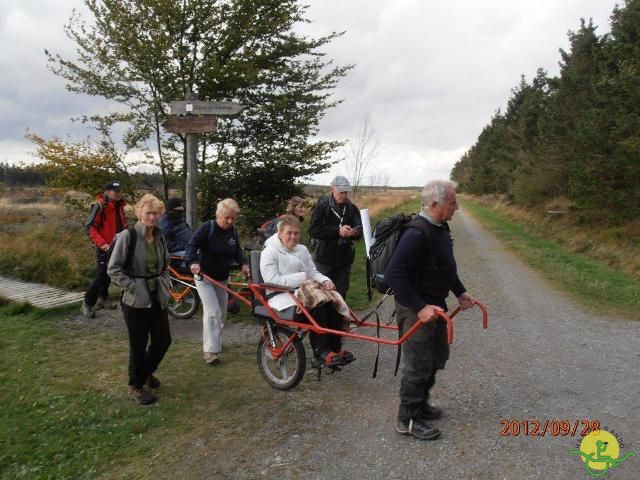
[259, 215, 354, 367]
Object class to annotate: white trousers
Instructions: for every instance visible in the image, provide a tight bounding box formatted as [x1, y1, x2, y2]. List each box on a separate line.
[196, 279, 228, 354]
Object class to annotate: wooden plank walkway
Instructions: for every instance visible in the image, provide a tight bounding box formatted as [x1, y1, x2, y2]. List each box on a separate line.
[0, 276, 84, 309]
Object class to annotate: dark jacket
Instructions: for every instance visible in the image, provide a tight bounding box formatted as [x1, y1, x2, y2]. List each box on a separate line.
[309, 195, 362, 268]
[186, 221, 246, 280]
[159, 213, 192, 253]
[85, 194, 127, 248]
[385, 215, 465, 312]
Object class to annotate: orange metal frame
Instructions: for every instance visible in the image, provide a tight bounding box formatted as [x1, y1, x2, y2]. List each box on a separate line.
[168, 255, 251, 304]
[199, 273, 488, 356]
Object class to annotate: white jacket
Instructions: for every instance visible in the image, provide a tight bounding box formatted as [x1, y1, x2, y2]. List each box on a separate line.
[260, 234, 330, 311]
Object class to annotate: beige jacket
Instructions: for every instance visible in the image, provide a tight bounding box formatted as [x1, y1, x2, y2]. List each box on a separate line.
[107, 221, 170, 308]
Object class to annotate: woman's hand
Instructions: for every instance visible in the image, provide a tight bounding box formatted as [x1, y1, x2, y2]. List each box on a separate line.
[190, 263, 201, 276]
[322, 280, 336, 291]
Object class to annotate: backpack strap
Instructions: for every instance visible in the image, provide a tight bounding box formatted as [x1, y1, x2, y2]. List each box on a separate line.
[393, 219, 434, 376]
[124, 227, 137, 273]
[404, 219, 437, 269]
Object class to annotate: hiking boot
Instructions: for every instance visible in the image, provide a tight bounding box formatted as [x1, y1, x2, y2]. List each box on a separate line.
[421, 403, 443, 420]
[396, 418, 441, 440]
[146, 374, 161, 389]
[96, 297, 118, 310]
[128, 386, 156, 405]
[204, 352, 220, 366]
[81, 301, 95, 318]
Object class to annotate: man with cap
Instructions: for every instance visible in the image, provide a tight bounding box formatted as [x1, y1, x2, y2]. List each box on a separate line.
[159, 197, 192, 254]
[309, 176, 363, 300]
[81, 180, 127, 318]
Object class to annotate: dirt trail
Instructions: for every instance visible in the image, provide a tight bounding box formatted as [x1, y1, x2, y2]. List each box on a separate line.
[82, 209, 640, 479]
[230, 208, 639, 480]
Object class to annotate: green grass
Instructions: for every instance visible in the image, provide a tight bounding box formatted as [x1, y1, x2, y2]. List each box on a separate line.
[460, 197, 640, 318]
[0, 302, 331, 479]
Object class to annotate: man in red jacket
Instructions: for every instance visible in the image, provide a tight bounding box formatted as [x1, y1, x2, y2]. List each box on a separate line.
[81, 181, 127, 318]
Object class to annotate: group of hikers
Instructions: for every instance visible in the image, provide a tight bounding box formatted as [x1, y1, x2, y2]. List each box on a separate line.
[81, 176, 478, 441]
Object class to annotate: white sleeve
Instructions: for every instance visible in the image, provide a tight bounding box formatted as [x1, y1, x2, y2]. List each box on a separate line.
[260, 247, 306, 287]
[301, 246, 330, 284]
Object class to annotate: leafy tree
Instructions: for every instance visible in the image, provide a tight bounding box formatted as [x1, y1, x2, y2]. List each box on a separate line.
[452, 0, 640, 223]
[43, 0, 350, 225]
[27, 132, 144, 198]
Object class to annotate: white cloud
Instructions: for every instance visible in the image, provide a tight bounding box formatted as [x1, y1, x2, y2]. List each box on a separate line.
[0, 0, 620, 184]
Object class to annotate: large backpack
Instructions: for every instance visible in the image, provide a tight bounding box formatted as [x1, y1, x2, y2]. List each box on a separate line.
[366, 213, 433, 299]
[256, 217, 280, 245]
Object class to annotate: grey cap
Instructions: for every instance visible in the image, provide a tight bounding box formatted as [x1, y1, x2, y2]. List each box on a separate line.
[331, 175, 352, 192]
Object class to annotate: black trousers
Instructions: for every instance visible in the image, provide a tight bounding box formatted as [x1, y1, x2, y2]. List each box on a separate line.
[121, 296, 172, 388]
[300, 303, 345, 356]
[84, 248, 111, 306]
[314, 262, 352, 300]
[396, 302, 449, 422]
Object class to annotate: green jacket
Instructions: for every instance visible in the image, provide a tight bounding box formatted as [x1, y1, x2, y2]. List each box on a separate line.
[107, 221, 170, 309]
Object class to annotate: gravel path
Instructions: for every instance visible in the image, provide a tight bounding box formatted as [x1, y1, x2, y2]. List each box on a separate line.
[74, 209, 640, 479]
[237, 208, 640, 480]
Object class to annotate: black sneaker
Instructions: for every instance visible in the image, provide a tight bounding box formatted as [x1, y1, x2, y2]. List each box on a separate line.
[396, 418, 441, 440]
[128, 386, 156, 405]
[421, 403, 443, 420]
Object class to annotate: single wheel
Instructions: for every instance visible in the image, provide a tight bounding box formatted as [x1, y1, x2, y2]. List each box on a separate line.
[257, 327, 306, 390]
[167, 280, 200, 319]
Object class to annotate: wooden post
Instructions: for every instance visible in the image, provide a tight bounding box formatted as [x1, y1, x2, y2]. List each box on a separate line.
[184, 91, 199, 230]
[164, 95, 243, 230]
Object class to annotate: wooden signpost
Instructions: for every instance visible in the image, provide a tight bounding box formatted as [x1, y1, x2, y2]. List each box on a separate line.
[164, 93, 244, 229]
[163, 116, 218, 135]
[169, 100, 245, 116]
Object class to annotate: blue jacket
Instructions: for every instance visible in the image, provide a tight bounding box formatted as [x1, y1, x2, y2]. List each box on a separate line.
[159, 214, 192, 253]
[385, 215, 465, 312]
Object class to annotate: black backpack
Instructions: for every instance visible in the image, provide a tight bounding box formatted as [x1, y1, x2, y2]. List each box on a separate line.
[366, 213, 433, 299]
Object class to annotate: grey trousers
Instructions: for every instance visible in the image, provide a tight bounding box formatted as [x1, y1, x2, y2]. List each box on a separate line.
[396, 301, 449, 422]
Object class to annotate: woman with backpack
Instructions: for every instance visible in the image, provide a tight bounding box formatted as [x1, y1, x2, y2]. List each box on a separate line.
[257, 196, 307, 245]
[186, 198, 250, 366]
[107, 194, 172, 405]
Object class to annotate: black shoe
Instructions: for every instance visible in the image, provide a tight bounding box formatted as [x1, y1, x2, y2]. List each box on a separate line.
[128, 386, 156, 405]
[396, 418, 441, 440]
[145, 374, 161, 389]
[421, 403, 443, 420]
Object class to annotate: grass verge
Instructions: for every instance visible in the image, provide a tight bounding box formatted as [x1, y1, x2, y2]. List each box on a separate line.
[0, 303, 330, 479]
[460, 197, 640, 319]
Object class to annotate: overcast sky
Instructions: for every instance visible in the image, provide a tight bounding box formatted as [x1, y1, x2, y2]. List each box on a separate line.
[0, 0, 620, 186]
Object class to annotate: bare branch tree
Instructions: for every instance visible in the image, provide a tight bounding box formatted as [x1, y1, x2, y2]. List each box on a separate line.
[345, 114, 381, 194]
